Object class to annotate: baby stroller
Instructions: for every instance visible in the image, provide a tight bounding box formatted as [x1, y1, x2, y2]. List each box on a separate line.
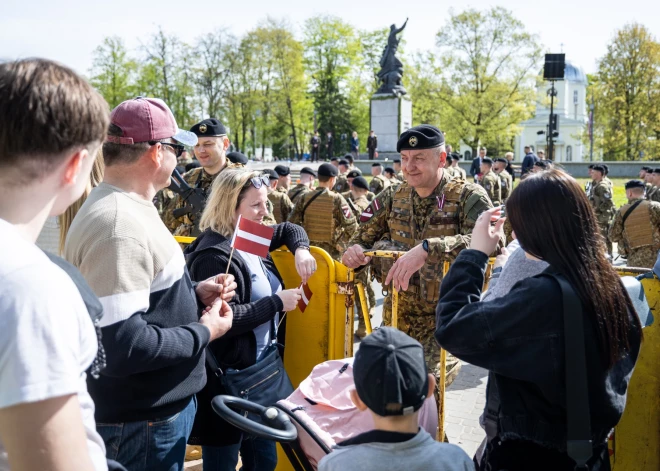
[212, 358, 438, 471]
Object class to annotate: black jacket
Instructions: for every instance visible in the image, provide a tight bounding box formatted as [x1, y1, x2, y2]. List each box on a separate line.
[184, 222, 309, 446]
[367, 135, 378, 150]
[470, 156, 482, 177]
[435, 250, 641, 463]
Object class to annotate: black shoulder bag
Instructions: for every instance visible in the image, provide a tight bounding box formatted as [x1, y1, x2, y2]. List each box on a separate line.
[551, 274, 593, 470]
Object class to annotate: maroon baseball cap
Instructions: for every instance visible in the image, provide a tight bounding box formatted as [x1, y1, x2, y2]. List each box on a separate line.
[106, 97, 197, 147]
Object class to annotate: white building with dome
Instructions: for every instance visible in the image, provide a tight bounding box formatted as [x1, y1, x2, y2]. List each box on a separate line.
[514, 61, 589, 162]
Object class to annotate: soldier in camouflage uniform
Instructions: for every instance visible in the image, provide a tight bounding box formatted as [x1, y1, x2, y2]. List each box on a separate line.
[639, 166, 653, 197]
[478, 158, 502, 206]
[446, 153, 467, 180]
[493, 157, 513, 202]
[162, 118, 233, 236]
[288, 163, 358, 261]
[333, 158, 350, 193]
[288, 166, 316, 205]
[341, 169, 375, 202]
[589, 164, 616, 254]
[274, 164, 292, 192]
[369, 163, 391, 195]
[647, 169, 660, 203]
[226, 151, 248, 167]
[264, 169, 294, 224]
[609, 179, 660, 268]
[343, 125, 494, 396]
[585, 164, 595, 198]
[384, 167, 399, 185]
[393, 159, 405, 181]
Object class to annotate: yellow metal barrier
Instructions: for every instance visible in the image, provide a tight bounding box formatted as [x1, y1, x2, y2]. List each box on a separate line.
[174, 236, 196, 245]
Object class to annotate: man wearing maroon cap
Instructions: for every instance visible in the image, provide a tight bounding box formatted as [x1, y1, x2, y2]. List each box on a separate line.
[64, 97, 237, 470]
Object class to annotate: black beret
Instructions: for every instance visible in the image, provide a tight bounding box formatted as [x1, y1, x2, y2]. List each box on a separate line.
[384, 167, 395, 174]
[338, 159, 349, 166]
[347, 169, 362, 178]
[495, 157, 508, 164]
[372, 163, 383, 167]
[344, 154, 353, 160]
[263, 169, 278, 180]
[351, 176, 369, 191]
[653, 168, 660, 174]
[625, 180, 646, 190]
[330, 157, 338, 162]
[318, 163, 338, 177]
[592, 164, 605, 173]
[190, 118, 227, 137]
[273, 165, 290, 176]
[396, 125, 445, 152]
[300, 167, 317, 177]
[393, 159, 401, 164]
[450, 152, 462, 161]
[226, 151, 248, 165]
[482, 157, 493, 165]
[642, 166, 653, 172]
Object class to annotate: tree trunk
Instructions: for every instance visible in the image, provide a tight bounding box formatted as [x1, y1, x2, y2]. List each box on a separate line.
[286, 97, 300, 158]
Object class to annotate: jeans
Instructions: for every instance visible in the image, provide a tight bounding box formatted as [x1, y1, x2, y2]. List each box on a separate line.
[202, 436, 277, 471]
[97, 397, 197, 471]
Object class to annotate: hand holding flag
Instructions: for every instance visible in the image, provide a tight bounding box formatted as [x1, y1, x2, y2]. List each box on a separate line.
[297, 283, 314, 313]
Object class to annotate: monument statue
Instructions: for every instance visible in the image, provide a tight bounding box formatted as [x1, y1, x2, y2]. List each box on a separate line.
[376, 18, 408, 96]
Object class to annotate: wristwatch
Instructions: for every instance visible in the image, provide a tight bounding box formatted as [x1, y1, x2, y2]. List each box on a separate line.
[422, 239, 429, 253]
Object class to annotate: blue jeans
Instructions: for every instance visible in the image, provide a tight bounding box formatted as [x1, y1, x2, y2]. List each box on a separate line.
[202, 436, 277, 471]
[97, 397, 196, 471]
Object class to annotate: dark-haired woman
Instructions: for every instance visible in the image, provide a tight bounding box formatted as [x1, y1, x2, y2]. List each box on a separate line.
[435, 169, 642, 471]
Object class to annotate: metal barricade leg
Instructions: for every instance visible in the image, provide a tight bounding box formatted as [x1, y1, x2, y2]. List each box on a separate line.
[355, 282, 373, 335]
[437, 348, 447, 442]
[392, 287, 398, 329]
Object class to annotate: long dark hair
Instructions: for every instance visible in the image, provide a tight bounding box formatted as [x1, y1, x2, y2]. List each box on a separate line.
[506, 169, 642, 368]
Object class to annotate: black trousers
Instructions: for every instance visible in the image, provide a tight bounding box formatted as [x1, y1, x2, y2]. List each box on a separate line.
[368, 148, 375, 160]
[311, 148, 319, 162]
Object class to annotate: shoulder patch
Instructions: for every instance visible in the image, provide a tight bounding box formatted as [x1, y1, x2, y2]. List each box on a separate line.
[342, 205, 352, 219]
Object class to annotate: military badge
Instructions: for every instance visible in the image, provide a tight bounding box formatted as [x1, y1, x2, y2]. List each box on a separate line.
[409, 136, 418, 147]
[342, 205, 352, 219]
[360, 206, 373, 222]
[199, 124, 207, 133]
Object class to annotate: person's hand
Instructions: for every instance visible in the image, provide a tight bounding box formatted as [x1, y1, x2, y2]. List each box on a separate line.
[493, 246, 510, 269]
[295, 248, 316, 284]
[470, 207, 505, 256]
[277, 288, 302, 312]
[385, 244, 427, 291]
[342, 245, 372, 269]
[196, 274, 238, 306]
[200, 298, 233, 341]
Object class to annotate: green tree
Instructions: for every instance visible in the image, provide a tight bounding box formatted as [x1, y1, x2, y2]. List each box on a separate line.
[89, 37, 137, 109]
[194, 30, 233, 119]
[591, 23, 660, 161]
[434, 7, 541, 155]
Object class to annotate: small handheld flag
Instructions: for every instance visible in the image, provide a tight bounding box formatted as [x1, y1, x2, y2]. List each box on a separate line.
[230, 215, 274, 258]
[297, 283, 314, 313]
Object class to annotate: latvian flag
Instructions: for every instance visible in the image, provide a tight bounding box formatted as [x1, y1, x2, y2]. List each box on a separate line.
[297, 283, 314, 312]
[360, 198, 381, 223]
[230, 215, 274, 258]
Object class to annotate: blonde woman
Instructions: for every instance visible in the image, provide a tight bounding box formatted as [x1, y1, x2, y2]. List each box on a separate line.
[184, 168, 316, 471]
[350, 131, 359, 160]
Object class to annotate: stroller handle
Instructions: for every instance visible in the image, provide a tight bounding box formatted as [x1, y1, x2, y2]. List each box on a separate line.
[212, 395, 298, 442]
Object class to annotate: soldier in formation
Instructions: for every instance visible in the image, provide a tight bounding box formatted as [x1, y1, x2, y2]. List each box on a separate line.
[609, 179, 660, 268]
[639, 166, 653, 196]
[493, 157, 513, 202]
[226, 151, 248, 167]
[646, 169, 660, 203]
[589, 164, 616, 254]
[341, 169, 376, 203]
[369, 163, 391, 195]
[288, 166, 316, 205]
[393, 159, 404, 181]
[264, 169, 294, 224]
[333, 159, 350, 193]
[342, 125, 494, 395]
[384, 167, 399, 185]
[289, 163, 358, 261]
[274, 165, 292, 192]
[162, 118, 233, 236]
[445, 153, 467, 180]
[478, 157, 502, 206]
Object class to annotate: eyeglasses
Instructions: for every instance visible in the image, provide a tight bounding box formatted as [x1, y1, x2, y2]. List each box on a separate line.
[248, 175, 271, 189]
[149, 141, 185, 158]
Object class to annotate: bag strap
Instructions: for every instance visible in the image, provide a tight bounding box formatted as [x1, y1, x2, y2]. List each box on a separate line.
[301, 189, 326, 217]
[550, 274, 593, 470]
[621, 199, 644, 227]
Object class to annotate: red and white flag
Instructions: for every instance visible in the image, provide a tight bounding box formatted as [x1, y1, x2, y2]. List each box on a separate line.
[297, 283, 314, 313]
[230, 215, 274, 258]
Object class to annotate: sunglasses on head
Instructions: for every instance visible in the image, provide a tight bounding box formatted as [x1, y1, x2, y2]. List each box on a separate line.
[149, 140, 185, 158]
[248, 175, 271, 189]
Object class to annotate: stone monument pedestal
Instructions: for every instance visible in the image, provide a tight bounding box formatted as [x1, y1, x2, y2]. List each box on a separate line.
[370, 94, 412, 154]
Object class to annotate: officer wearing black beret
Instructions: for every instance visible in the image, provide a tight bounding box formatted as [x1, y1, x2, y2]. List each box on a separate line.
[343, 124, 494, 395]
[162, 117, 232, 236]
[478, 157, 502, 206]
[351, 176, 369, 191]
[347, 169, 362, 178]
[384, 166, 398, 184]
[274, 165, 290, 176]
[369, 162, 391, 195]
[334, 158, 351, 193]
[263, 169, 278, 180]
[226, 151, 248, 167]
[318, 162, 338, 177]
[273, 165, 292, 195]
[589, 164, 616, 254]
[288, 167, 317, 205]
[445, 152, 467, 180]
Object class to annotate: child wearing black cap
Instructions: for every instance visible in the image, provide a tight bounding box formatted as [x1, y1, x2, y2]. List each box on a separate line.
[318, 328, 473, 471]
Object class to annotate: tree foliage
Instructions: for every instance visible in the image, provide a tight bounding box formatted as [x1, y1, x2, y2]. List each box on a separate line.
[90, 37, 137, 109]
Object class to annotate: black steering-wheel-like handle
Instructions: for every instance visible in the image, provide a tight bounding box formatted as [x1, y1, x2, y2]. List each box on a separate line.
[211, 395, 298, 442]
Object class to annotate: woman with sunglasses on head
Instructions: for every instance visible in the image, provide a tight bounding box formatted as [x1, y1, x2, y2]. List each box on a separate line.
[435, 168, 643, 471]
[184, 168, 316, 471]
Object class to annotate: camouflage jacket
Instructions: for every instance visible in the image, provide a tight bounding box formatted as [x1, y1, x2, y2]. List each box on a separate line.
[263, 199, 277, 226]
[396, 170, 405, 181]
[347, 194, 371, 218]
[268, 188, 294, 224]
[609, 198, 660, 268]
[446, 166, 467, 180]
[288, 187, 358, 259]
[333, 174, 349, 193]
[497, 169, 513, 201]
[341, 190, 375, 203]
[479, 170, 502, 206]
[288, 184, 312, 205]
[162, 167, 221, 236]
[590, 180, 616, 223]
[648, 186, 660, 203]
[369, 174, 390, 196]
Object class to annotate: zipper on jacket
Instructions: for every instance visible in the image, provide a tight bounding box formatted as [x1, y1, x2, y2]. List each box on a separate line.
[240, 369, 280, 396]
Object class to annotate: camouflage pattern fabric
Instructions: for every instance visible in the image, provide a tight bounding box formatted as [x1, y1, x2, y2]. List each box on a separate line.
[479, 170, 502, 207]
[648, 186, 660, 203]
[288, 184, 312, 205]
[154, 188, 175, 217]
[590, 180, 616, 254]
[498, 169, 513, 202]
[609, 197, 660, 268]
[368, 174, 390, 196]
[333, 174, 349, 193]
[263, 199, 277, 226]
[288, 188, 358, 260]
[267, 188, 294, 224]
[396, 170, 405, 181]
[342, 190, 375, 203]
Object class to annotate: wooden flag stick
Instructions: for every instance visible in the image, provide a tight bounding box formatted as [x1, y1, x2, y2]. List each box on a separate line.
[226, 215, 240, 275]
[225, 245, 236, 275]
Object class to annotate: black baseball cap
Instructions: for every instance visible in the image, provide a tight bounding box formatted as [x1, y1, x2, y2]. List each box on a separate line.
[353, 327, 429, 417]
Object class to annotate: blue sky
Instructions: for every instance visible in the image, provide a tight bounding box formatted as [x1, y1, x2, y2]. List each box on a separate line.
[1, 0, 658, 76]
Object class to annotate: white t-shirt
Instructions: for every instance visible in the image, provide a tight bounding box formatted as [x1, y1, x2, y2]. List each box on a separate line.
[0, 219, 107, 471]
[238, 250, 281, 359]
